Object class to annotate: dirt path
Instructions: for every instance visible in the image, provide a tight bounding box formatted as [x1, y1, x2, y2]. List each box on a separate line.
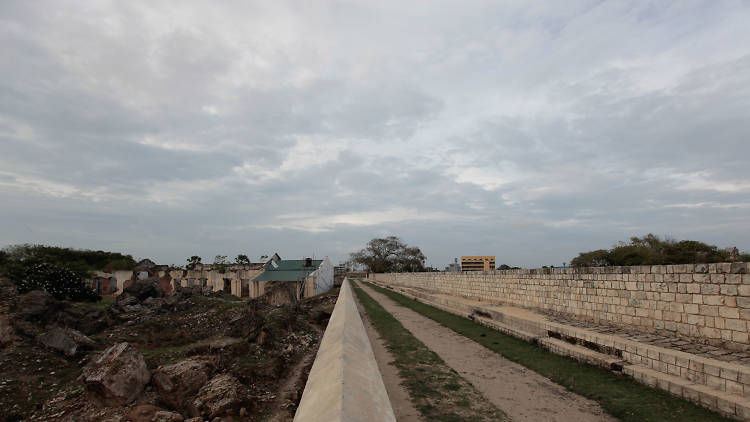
[354, 289, 423, 422]
[358, 284, 617, 422]
[266, 326, 323, 422]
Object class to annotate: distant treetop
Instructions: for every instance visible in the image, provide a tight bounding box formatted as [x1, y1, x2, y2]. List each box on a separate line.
[570, 234, 749, 267]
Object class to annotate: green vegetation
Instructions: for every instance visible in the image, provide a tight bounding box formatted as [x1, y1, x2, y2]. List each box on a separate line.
[186, 255, 202, 270]
[1, 244, 135, 276]
[571, 234, 749, 267]
[0, 244, 135, 302]
[363, 281, 733, 422]
[348, 236, 426, 273]
[351, 281, 507, 422]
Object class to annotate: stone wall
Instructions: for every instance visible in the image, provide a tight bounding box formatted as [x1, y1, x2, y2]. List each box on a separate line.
[91, 267, 265, 298]
[294, 279, 395, 422]
[370, 262, 750, 351]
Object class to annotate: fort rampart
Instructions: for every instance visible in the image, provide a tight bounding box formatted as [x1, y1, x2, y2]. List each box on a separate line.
[370, 263, 750, 351]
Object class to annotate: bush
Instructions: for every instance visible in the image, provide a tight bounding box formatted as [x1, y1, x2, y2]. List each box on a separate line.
[16, 262, 100, 302]
[571, 234, 738, 267]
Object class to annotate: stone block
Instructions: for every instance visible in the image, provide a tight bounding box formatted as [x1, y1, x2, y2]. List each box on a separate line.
[727, 319, 747, 331]
[721, 285, 739, 296]
[738, 297, 750, 309]
[717, 396, 736, 417]
[701, 284, 721, 295]
[704, 295, 725, 306]
[684, 303, 699, 314]
[721, 368, 740, 382]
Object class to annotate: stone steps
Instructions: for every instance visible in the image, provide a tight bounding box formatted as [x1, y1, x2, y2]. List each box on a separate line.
[372, 281, 750, 421]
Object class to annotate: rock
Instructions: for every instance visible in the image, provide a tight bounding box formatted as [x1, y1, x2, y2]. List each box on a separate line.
[152, 358, 212, 413]
[37, 326, 95, 357]
[124, 278, 165, 301]
[227, 308, 264, 340]
[154, 410, 184, 422]
[17, 290, 60, 323]
[184, 418, 203, 422]
[81, 342, 151, 406]
[0, 279, 17, 347]
[116, 294, 139, 307]
[192, 374, 250, 419]
[143, 297, 166, 308]
[127, 404, 162, 422]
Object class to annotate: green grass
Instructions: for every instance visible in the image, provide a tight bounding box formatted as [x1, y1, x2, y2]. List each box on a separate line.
[351, 281, 507, 422]
[361, 280, 734, 422]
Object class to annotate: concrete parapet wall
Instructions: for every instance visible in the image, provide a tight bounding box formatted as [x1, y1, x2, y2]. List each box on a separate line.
[370, 263, 750, 351]
[294, 279, 395, 422]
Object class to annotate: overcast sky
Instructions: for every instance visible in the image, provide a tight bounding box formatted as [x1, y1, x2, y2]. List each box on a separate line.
[2, 1, 749, 268]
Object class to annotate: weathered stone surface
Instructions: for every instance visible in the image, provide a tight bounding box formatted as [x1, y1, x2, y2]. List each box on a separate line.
[123, 278, 165, 301]
[127, 404, 163, 422]
[153, 410, 184, 422]
[192, 374, 250, 419]
[37, 326, 95, 356]
[17, 290, 60, 322]
[81, 342, 151, 406]
[227, 308, 264, 340]
[152, 358, 212, 412]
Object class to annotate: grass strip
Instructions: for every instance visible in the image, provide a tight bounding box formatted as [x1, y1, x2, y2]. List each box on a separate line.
[362, 281, 735, 422]
[351, 281, 508, 422]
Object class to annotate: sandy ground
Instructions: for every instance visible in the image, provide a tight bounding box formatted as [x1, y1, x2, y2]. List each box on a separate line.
[359, 284, 618, 422]
[354, 290, 424, 422]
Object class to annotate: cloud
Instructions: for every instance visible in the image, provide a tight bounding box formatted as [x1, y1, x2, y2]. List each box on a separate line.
[1, 0, 749, 268]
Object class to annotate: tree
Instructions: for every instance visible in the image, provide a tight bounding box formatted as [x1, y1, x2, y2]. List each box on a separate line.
[235, 254, 251, 265]
[186, 256, 202, 270]
[571, 234, 740, 267]
[213, 255, 229, 273]
[16, 262, 100, 302]
[349, 236, 426, 273]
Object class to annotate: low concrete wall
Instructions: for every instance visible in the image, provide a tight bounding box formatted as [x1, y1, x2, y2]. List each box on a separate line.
[370, 263, 750, 351]
[294, 279, 395, 422]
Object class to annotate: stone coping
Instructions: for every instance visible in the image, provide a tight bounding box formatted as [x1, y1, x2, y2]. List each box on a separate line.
[294, 279, 395, 422]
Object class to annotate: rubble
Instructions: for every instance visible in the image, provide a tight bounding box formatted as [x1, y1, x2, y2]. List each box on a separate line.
[152, 358, 213, 413]
[0, 274, 339, 421]
[122, 277, 165, 301]
[192, 374, 251, 419]
[81, 342, 151, 406]
[37, 326, 95, 357]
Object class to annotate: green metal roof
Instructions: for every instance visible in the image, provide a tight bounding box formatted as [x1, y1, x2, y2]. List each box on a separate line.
[252, 259, 323, 282]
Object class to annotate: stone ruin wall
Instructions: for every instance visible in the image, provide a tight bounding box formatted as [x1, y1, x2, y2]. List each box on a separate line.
[370, 262, 750, 351]
[90, 267, 266, 298]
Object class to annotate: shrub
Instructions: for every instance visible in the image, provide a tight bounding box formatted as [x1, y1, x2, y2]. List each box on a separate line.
[16, 262, 100, 302]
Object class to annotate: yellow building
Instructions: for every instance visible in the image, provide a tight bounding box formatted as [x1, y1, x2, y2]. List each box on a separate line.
[461, 256, 495, 272]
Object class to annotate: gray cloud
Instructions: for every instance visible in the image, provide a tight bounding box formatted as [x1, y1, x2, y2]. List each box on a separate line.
[1, 1, 749, 268]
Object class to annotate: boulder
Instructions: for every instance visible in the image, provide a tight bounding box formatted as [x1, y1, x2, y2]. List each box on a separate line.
[123, 278, 164, 301]
[37, 326, 95, 357]
[152, 358, 212, 412]
[81, 342, 151, 406]
[16, 290, 60, 323]
[192, 374, 250, 419]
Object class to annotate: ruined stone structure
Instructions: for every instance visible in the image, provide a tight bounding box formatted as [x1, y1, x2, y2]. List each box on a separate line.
[370, 262, 750, 351]
[89, 256, 335, 300]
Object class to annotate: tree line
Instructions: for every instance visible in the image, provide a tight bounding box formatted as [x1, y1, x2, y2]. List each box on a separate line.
[570, 234, 749, 267]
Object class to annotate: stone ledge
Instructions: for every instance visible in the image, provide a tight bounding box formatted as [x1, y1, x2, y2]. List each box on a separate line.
[372, 280, 750, 421]
[294, 279, 395, 422]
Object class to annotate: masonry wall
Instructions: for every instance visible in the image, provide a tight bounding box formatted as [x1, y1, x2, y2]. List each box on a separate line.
[370, 262, 750, 351]
[91, 267, 265, 298]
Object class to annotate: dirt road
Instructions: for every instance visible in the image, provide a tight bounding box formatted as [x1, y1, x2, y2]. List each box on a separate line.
[358, 283, 617, 422]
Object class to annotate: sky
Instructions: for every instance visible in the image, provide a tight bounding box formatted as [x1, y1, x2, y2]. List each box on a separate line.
[1, 1, 750, 269]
